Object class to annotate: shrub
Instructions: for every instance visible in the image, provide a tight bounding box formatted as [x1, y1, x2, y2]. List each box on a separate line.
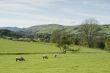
[105, 36, 110, 50]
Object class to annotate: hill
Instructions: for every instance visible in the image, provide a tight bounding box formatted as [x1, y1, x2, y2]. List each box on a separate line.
[26, 24, 65, 33]
[25, 24, 110, 35]
[0, 27, 22, 32]
[99, 25, 110, 35]
[25, 24, 80, 34]
[0, 24, 110, 35]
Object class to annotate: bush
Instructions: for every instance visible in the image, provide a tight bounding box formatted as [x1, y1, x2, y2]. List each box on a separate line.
[105, 36, 110, 50]
[93, 36, 105, 49]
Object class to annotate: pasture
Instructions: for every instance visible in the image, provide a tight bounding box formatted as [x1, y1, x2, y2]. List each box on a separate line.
[0, 39, 59, 53]
[0, 39, 110, 73]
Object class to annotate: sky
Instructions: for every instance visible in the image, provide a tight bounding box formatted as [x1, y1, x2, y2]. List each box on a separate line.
[0, 0, 110, 28]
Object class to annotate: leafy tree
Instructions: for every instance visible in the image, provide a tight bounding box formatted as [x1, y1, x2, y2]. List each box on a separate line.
[80, 18, 99, 48]
[51, 30, 73, 53]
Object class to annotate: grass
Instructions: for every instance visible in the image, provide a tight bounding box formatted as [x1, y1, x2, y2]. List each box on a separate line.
[0, 39, 110, 73]
[0, 39, 59, 53]
[0, 39, 106, 53]
[0, 53, 110, 73]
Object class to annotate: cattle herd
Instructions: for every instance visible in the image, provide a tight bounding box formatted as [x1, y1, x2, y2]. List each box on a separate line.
[16, 54, 58, 62]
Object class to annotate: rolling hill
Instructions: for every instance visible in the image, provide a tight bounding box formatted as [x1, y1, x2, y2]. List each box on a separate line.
[0, 24, 110, 35]
[25, 24, 81, 34]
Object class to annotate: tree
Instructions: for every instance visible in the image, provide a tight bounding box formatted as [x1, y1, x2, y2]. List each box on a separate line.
[105, 36, 110, 51]
[80, 18, 98, 48]
[51, 30, 73, 53]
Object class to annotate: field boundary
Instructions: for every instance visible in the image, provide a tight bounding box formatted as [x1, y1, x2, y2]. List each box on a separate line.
[0, 52, 108, 55]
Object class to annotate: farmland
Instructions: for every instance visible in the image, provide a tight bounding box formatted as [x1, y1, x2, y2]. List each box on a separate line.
[0, 39, 110, 73]
[0, 0, 110, 73]
[0, 39, 59, 53]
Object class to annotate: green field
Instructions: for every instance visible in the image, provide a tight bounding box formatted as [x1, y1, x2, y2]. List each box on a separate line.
[0, 39, 59, 53]
[0, 39, 105, 53]
[0, 39, 110, 73]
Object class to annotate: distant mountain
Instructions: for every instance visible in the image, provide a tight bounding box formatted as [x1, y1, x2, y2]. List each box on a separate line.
[26, 24, 65, 33]
[25, 24, 80, 34]
[0, 27, 22, 32]
[25, 24, 110, 35]
[0, 24, 110, 35]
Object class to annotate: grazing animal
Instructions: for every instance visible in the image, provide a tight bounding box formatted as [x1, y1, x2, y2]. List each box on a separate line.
[43, 55, 48, 59]
[54, 54, 57, 58]
[16, 56, 25, 62]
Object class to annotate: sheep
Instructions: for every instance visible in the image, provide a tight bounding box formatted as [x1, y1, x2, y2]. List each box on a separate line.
[54, 54, 57, 58]
[16, 56, 25, 62]
[43, 55, 48, 59]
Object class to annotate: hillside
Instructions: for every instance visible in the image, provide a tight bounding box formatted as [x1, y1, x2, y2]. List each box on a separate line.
[99, 25, 110, 35]
[0, 24, 110, 35]
[26, 24, 65, 33]
[25, 24, 110, 35]
[25, 24, 81, 34]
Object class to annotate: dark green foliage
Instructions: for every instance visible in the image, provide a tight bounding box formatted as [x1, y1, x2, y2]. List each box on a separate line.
[98, 42, 105, 49]
[93, 36, 105, 49]
[35, 33, 51, 42]
[105, 36, 110, 50]
[73, 34, 81, 45]
[51, 30, 73, 53]
[0, 29, 22, 39]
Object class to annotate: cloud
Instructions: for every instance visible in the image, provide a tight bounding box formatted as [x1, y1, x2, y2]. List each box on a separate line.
[0, 0, 54, 12]
[0, 0, 54, 6]
[82, 0, 90, 5]
[0, 17, 74, 27]
[0, 0, 76, 27]
[0, 0, 110, 27]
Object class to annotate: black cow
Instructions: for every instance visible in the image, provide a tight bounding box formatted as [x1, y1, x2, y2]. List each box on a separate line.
[16, 56, 25, 62]
[43, 55, 48, 59]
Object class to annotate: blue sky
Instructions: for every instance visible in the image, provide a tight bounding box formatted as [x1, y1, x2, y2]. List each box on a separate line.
[0, 0, 110, 27]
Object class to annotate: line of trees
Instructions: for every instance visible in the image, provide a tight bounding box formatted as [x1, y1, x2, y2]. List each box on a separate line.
[0, 29, 22, 39]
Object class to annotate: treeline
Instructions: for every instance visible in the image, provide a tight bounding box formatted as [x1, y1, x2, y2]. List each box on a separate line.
[0, 29, 22, 39]
[0, 29, 51, 42]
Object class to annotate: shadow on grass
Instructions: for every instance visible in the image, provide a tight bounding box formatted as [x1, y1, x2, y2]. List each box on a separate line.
[0, 52, 61, 55]
[0, 52, 108, 55]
